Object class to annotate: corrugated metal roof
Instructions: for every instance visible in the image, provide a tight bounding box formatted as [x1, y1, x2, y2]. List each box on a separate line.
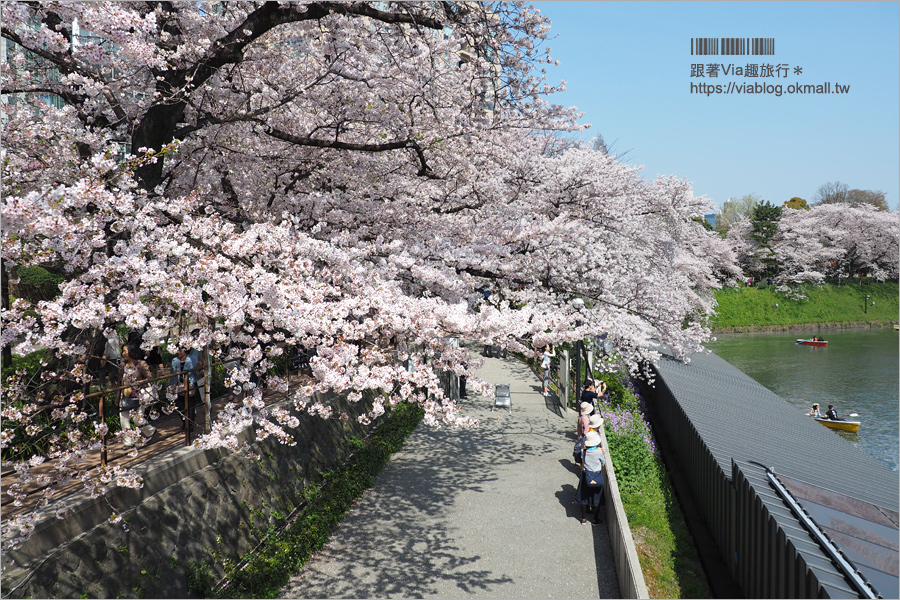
[653, 347, 899, 598]
[654, 349, 899, 507]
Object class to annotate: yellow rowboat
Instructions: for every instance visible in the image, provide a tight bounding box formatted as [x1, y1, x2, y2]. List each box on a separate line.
[814, 417, 860, 433]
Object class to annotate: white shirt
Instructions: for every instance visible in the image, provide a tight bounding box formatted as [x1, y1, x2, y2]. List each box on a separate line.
[541, 348, 555, 369]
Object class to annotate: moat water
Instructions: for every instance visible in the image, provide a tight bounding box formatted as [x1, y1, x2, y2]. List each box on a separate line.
[706, 327, 899, 472]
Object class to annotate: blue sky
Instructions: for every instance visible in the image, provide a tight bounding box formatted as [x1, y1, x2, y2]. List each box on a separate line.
[531, 1, 900, 211]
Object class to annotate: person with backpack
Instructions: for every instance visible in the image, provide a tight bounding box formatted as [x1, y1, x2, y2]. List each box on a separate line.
[573, 413, 604, 465]
[575, 430, 606, 524]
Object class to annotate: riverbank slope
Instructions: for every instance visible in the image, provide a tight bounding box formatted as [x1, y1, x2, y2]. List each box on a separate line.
[711, 282, 898, 333]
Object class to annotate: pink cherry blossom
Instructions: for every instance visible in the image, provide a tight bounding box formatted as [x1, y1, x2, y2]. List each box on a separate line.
[1, 1, 739, 560]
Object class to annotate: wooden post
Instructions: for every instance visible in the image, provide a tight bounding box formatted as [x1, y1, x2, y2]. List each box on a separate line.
[0, 259, 11, 370]
[574, 340, 582, 412]
[204, 347, 211, 432]
[205, 316, 215, 431]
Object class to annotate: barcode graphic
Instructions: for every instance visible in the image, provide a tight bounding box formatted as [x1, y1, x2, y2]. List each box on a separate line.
[691, 38, 775, 55]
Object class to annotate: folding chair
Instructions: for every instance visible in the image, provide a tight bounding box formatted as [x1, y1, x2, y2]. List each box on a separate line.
[492, 383, 511, 413]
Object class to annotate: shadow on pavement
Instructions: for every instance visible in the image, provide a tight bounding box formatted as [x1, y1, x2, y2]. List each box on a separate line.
[281, 352, 619, 599]
[558, 457, 581, 477]
[282, 419, 538, 598]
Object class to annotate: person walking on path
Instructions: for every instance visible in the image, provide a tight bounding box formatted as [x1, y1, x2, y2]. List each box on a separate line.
[99, 328, 121, 387]
[575, 430, 606, 524]
[574, 413, 605, 465]
[576, 402, 592, 438]
[580, 379, 607, 414]
[581, 379, 598, 409]
[170, 347, 200, 433]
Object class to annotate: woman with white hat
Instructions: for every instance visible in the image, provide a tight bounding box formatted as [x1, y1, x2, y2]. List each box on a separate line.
[575, 430, 606, 524]
[576, 401, 592, 438]
[573, 413, 605, 465]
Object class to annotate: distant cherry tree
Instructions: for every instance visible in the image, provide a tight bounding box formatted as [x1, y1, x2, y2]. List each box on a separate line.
[771, 204, 899, 288]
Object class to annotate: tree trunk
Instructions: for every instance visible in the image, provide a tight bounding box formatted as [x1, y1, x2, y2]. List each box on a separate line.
[132, 102, 187, 191]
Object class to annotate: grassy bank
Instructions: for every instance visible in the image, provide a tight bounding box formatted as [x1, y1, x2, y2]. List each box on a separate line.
[596, 373, 710, 599]
[711, 282, 898, 330]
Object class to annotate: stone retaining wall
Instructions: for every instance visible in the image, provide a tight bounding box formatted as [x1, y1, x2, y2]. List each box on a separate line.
[712, 320, 894, 333]
[2, 394, 374, 599]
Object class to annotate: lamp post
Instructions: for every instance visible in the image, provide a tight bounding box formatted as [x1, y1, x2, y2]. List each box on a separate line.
[865, 294, 870, 314]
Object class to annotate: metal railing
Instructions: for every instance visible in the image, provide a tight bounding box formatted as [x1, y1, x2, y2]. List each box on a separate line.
[82, 363, 209, 464]
[80, 343, 319, 465]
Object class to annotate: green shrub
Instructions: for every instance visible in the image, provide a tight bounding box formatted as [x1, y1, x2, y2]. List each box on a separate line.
[186, 558, 217, 598]
[1, 349, 47, 385]
[215, 401, 424, 598]
[597, 372, 710, 598]
[597, 373, 637, 411]
[606, 425, 657, 493]
[15, 266, 64, 302]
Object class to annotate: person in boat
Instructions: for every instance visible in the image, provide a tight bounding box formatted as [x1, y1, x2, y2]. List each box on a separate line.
[825, 404, 842, 420]
[808, 403, 822, 417]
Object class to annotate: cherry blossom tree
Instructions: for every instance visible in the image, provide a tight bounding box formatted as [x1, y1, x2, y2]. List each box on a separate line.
[725, 217, 758, 276]
[1, 1, 737, 554]
[771, 204, 899, 290]
[768, 207, 843, 291]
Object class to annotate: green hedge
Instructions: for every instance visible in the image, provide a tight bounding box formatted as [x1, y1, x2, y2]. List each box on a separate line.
[210, 401, 424, 598]
[15, 265, 64, 302]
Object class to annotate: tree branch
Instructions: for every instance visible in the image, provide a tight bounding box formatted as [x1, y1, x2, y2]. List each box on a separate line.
[260, 122, 438, 178]
[181, 2, 445, 95]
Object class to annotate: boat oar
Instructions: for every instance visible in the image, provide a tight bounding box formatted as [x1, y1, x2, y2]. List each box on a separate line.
[848, 413, 858, 418]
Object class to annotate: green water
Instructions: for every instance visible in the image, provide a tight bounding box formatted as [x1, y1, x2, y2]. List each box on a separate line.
[706, 328, 899, 472]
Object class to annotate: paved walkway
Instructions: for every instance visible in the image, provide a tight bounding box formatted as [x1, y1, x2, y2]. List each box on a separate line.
[280, 344, 619, 599]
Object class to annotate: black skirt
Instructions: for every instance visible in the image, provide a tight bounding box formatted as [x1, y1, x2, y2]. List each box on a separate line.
[575, 470, 606, 507]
